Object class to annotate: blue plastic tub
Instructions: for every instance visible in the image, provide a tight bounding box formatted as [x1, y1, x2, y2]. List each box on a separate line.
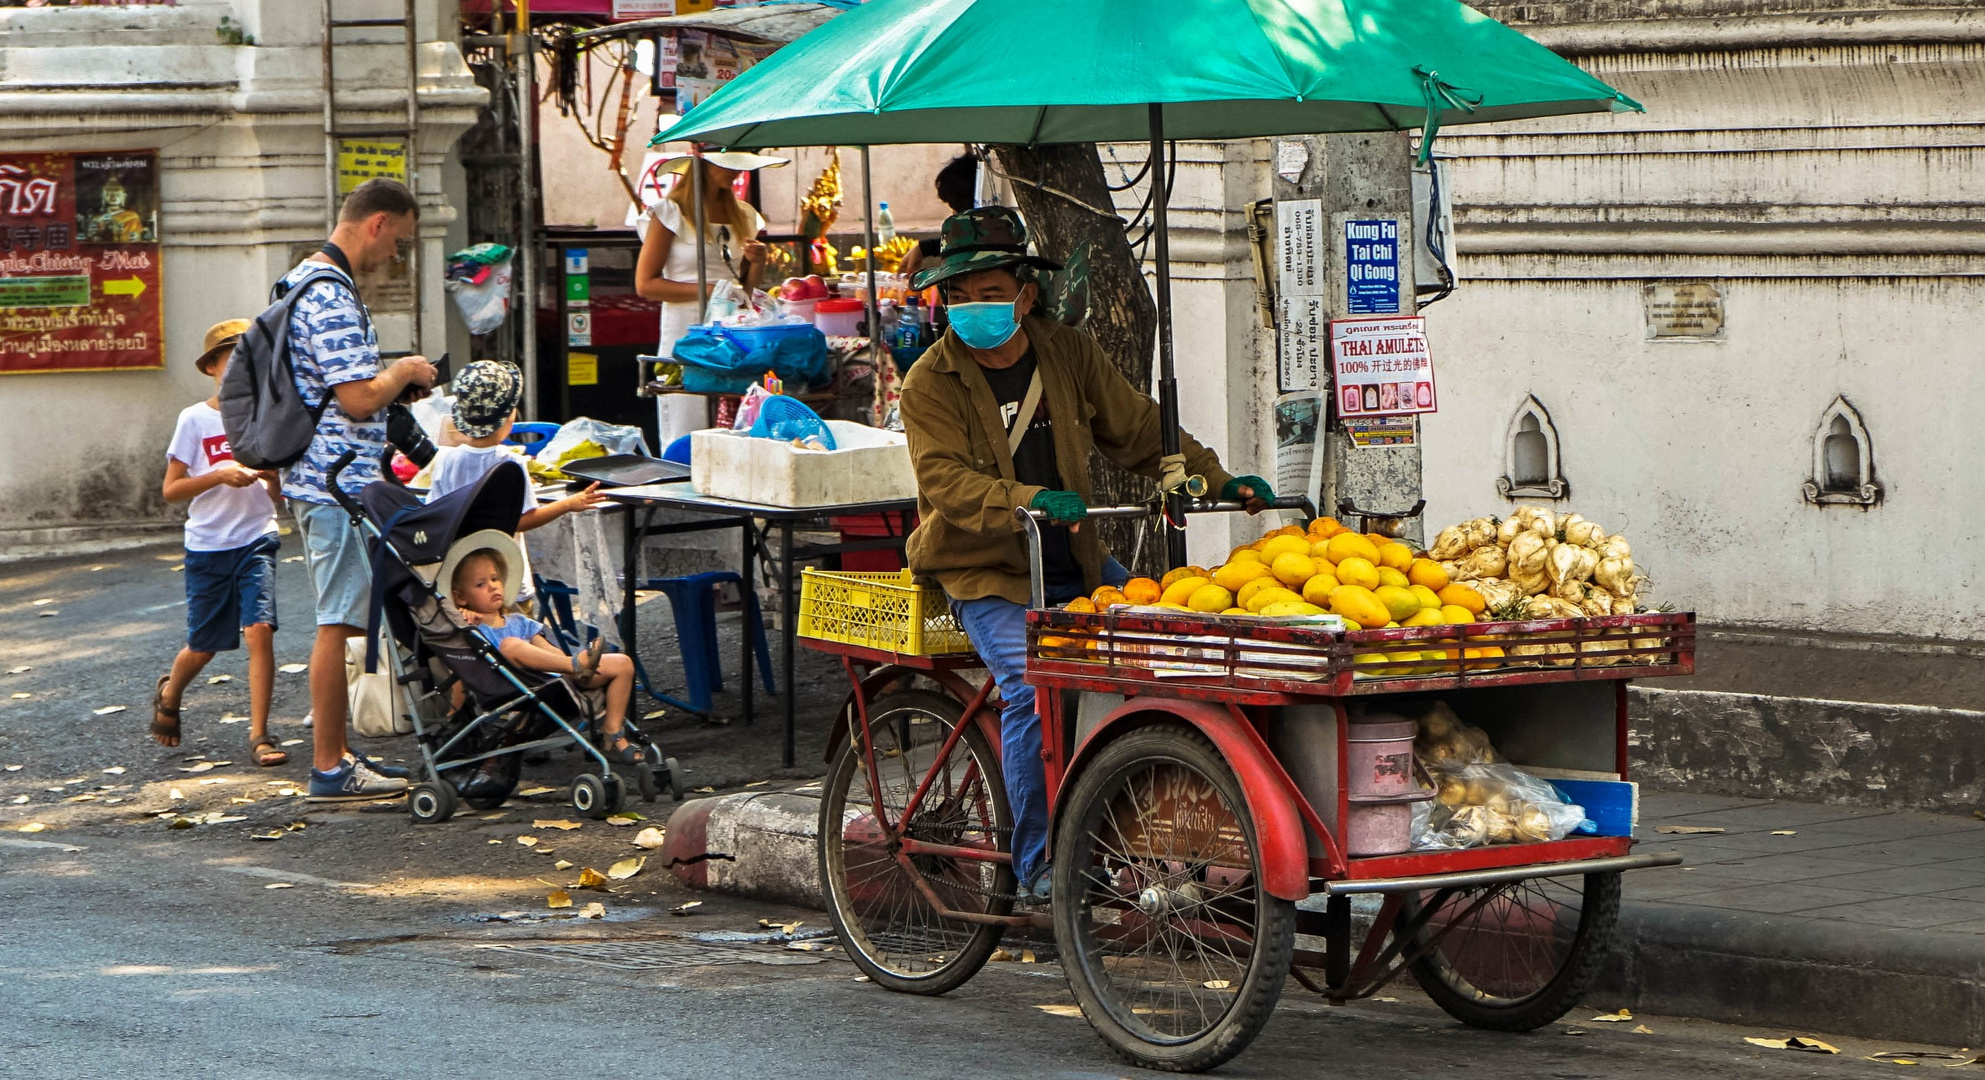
[1547, 778, 1638, 837]
[717, 322, 819, 352]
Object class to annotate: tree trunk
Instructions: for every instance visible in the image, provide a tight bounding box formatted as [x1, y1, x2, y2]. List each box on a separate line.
[991, 143, 1166, 576]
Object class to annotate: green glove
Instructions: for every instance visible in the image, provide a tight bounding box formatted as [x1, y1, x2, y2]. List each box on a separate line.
[1222, 475, 1274, 504]
[1029, 489, 1089, 526]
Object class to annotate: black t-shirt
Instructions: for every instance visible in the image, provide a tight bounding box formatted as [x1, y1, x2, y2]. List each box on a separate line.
[980, 350, 1082, 595]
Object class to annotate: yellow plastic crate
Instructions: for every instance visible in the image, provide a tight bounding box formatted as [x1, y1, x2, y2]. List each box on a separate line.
[798, 568, 974, 656]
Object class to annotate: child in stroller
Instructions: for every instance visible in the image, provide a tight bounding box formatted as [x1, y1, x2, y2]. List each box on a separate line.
[448, 546, 646, 766]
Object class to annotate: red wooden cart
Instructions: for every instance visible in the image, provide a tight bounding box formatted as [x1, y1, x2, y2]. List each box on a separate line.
[803, 505, 1691, 1072]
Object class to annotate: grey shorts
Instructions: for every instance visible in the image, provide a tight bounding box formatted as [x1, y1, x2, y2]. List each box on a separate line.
[291, 499, 370, 629]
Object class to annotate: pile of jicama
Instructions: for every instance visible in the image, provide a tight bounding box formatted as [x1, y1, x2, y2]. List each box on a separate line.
[1426, 507, 1646, 623]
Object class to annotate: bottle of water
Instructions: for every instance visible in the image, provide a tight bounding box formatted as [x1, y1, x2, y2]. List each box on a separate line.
[876, 201, 896, 244]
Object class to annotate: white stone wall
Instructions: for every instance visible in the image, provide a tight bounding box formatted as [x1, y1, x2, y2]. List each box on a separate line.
[0, 0, 484, 548]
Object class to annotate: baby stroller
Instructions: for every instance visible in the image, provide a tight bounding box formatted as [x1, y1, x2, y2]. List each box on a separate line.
[325, 450, 682, 824]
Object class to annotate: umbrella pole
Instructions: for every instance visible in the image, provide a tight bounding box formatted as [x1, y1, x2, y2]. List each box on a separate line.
[692, 146, 708, 322]
[1149, 104, 1186, 569]
[861, 145, 882, 375]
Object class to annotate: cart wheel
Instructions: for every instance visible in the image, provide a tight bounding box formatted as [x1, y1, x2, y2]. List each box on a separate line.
[408, 782, 456, 825]
[818, 689, 1014, 996]
[1053, 725, 1296, 1073]
[1400, 870, 1622, 1031]
[634, 761, 659, 803]
[571, 773, 610, 819]
[664, 757, 685, 802]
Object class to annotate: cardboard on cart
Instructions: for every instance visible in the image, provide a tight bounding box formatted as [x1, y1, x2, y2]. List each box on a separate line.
[691, 421, 916, 507]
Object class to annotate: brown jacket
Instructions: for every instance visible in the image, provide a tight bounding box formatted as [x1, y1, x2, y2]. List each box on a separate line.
[900, 314, 1235, 605]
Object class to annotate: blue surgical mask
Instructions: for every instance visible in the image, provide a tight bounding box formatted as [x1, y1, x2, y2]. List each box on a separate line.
[948, 299, 1022, 350]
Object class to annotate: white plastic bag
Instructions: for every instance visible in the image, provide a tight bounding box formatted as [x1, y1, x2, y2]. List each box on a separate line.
[1413, 761, 1590, 849]
[444, 257, 513, 335]
[537, 417, 650, 466]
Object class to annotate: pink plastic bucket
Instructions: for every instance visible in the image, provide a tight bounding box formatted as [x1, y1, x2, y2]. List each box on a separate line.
[1346, 801, 1415, 856]
[1347, 715, 1417, 799]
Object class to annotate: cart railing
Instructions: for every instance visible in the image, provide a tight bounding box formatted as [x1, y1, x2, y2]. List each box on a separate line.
[1015, 497, 1317, 610]
[1028, 607, 1695, 697]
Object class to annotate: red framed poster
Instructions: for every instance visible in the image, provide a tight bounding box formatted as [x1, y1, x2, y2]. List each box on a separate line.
[1330, 315, 1436, 417]
[0, 150, 163, 374]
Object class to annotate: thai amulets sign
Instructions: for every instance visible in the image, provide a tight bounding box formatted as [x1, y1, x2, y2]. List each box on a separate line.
[0, 150, 162, 374]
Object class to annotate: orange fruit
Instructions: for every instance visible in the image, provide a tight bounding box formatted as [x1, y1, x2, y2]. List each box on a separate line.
[1064, 597, 1096, 613]
[1092, 586, 1128, 608]
[1407, 558, 1450, 590]
[1122, 577, 1162, 605]
[1308, 516, 1344, 536]
[1269, 524, 1305, 540]
[1365, 532, 1395, 550]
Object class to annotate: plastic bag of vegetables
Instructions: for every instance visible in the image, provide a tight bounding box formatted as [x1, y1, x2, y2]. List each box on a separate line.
[1413, 762, 1592, 849]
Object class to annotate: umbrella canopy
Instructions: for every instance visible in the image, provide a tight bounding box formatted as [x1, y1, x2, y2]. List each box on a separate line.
[653, 0, 1638, 149]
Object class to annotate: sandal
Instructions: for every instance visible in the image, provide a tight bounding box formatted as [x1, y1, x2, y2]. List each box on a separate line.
[149, 675, 182, 747]
[571, 638, 605, 682]
[608, 736, 646, 765]
[250, 737, 288, 768]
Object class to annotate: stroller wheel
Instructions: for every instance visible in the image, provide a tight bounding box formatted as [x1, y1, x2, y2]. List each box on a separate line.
[409, 782, 456, 825]
[664, 757, 685, 801]
[572, 773, 616, 819]
[634, 763, 659, 804]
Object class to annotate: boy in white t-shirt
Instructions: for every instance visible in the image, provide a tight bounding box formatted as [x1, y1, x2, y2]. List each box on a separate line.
[150, 320, 288, 767]
[426, 361, 606, 608]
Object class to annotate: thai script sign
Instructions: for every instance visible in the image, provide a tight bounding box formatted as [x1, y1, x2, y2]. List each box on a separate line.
[0, 151, 162, 374]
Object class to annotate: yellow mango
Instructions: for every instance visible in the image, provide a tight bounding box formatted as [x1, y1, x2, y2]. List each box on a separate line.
[1260, 600, 1326, 618]
[1376, 566, 1411, 589]
[1325, 533, 1381, 566]
[1236, 577, 1281, 610]
[1335, 557, 1380, 590]
[1378, 543, 1414, 571]
[1244, 586, 1304, 613]
[1160, 566, 1207, 590]
[1220, 606, 1249, 616]
[1408, 558, 1450, 590]
[1438, 583, 1487, 615]
[1159, 576, 1210, 607]
[1212, 560, 1272, 593]
[1186, 583, 1235, 613]
[1403, 607, 1444, 627]
[1227, 547, 1265, 565]
[1375, 585, 1422, 622]
[1440, 604, 1478, 625]
[1301, 572, 1339, 605]
[1270, 552, 1317, 587]
[1259, 535, 1312, 562]
[1309, 539, 1338, 564]
[1328, 585, 1391, 628]
[1409, 584, 1444, 611]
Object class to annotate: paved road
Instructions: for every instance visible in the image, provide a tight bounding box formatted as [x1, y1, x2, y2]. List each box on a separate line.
[2, 822, 1961, 1080]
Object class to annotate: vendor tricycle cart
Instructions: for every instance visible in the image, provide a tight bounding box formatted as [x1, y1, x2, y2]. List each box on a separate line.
[804, 505, 1691, 1073]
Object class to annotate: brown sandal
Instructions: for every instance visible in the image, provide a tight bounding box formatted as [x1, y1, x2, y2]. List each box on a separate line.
[149, 675, 182, 747]
[250, 737, 288, 767]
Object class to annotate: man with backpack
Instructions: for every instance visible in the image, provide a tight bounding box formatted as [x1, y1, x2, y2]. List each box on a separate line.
[269, 178, 434, 800]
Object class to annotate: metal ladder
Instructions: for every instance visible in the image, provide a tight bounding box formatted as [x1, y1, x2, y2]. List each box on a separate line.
[321, 0, 422, 353]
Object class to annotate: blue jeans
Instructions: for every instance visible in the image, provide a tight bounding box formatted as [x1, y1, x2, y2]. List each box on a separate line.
[949, 557, 1128, 888]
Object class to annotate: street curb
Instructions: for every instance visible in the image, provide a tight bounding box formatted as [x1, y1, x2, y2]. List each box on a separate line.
[664, 789, 1985, 1043]
[1595, 900, 1985, 1045]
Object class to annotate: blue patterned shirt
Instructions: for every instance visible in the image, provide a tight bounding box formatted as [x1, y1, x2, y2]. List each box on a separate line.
[276, 260, 382, 505]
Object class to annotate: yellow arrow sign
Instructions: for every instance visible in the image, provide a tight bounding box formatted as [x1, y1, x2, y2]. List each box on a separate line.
[101, 276, 146, 299]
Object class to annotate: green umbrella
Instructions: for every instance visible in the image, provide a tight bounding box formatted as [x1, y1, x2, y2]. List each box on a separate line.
[653, 0, 1639, 149]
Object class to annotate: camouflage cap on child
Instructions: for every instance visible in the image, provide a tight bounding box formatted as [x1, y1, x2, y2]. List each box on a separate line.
[450, 360, 523, 440]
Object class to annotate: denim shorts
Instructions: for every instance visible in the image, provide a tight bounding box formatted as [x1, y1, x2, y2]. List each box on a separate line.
[184, 532, 280, 653]
[291, 499, 371, 629]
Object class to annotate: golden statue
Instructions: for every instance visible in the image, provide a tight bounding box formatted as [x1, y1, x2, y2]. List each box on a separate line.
[85, 175, 147, 243]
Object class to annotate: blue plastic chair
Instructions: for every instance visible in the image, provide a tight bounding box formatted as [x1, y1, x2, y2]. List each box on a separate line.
[661, 434, 693, 465]
[635, 571, 775, 716]
[506, 421, 562, 457]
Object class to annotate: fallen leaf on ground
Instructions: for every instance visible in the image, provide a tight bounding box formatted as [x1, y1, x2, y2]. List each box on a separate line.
[168, 817, 194, 829]
[37, 611, 57, 618]
[282, 555, 304, 564]
[758, 918, 802, 933]
[1867, 1051, 1977, 1065]
[284, 821, 306, 831]
[990, 948, 1014, 962]
[546, 890, 573, 909]
[632, 827, 666, 849]
[487, 839, 502, 845]
[517, 786, 555, 797]
[1202, 979, 1230, 990]
[1633, 1025, 1655, 1034]
[89, 565, 105, 572]
[251, 831, 283, 841]
[18, 823, 46, 833]
[31, 598, 52, 606]
[207, 675, 233, 684]
[264, 883, 294, 890]
[579, 902, 606, 919]
[168, 788, 184, 800]
[92, 706, 128, 716]
[198, 779, 230, 786]
[607, 857, 645, 880]
[606, 814, 640, 827]
[276, 789, 298, 797]
[1374, 996, 1400, 1003]
[553, 860, 573, 870]
[1770, 830, 1797, 836]
[169, 566, 184, 573]
[1564, 1029, 1589, 1036]
[642, 709, 668, 720]
[575, 867, 608, 888]
[1590, 1009, 1633, 1022]
[180, 762, 216, 774]
[515, 835, 538, 847]
[1656, 825, 1725, 835]
[101, 766, 125, 775]
[534, 819, 582, 831]
[2, 765, 17, 771]
[480, 813, 507, 821]
[280, 739, 304, 747]
[278, 663, 308, 674]
[692, 786, 715, 793]
[5, 666, 29, 674]
[1035, 1005, 1084, 1018]
[8, 795, 27, 805]
[10, 693, 28, 700]
[745, 780, 768, 788]
[1747, 1037, 1840, 1054]
[1021, 949, 1037, 964]
[670, 901, 701, 915]
[62, 793, 97, 803]
[218, 716, 248, 725]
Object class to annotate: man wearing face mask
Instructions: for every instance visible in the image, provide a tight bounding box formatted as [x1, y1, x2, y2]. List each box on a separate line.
[898, 206, 1273, 901]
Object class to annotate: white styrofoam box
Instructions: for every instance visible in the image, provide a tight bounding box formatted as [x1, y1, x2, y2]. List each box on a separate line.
[691, 421, 916, 507]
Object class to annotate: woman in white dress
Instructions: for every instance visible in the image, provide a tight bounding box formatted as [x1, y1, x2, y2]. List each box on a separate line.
[634, 151, 788, 448]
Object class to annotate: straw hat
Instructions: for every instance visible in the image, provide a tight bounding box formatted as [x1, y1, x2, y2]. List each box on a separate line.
[657, 151, 790, 175]
[195, 318, 252, 375]
[438, 530, 526, 614]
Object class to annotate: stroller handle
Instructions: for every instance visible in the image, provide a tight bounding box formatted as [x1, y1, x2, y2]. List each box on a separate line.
[326, 449, 366, 519]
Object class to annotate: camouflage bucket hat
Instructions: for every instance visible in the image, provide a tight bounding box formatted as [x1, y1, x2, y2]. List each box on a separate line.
[908, 205, 1063, 292]
[451, 360, 523, 440]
